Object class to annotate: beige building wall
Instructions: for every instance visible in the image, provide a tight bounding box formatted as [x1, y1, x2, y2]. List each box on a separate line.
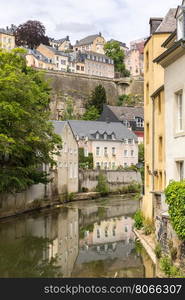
[75, 36, 106, 54]
[26, 54, 55, 70]
[79, 139, 138, 170]
[85, 58, 114, 78]
[142, 33, 170, 220]
[0, 32, 15, 50]
[54, 123, 79, 194]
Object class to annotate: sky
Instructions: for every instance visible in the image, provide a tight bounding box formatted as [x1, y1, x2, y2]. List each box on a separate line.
[0, 0, 181, 46]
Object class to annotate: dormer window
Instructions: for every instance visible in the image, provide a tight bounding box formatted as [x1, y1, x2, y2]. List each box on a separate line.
[177, 5, 185, 41]
[96, 132, 99, 139]
[104, 133, 107, 140]
[111, 133, 115, 140]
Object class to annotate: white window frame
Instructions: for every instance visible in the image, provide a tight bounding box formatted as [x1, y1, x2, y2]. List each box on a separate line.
[176, 92, 183, 133]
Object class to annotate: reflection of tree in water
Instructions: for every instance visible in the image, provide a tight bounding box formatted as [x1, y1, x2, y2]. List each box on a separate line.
[0, 236, 62, 278]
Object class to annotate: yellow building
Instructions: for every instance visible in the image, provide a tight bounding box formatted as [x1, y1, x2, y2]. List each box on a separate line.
[142, 9, 176, 220]
[0, 28, 15, 50]
[74, 33, 106, 54]
[26, 49, 55, 70]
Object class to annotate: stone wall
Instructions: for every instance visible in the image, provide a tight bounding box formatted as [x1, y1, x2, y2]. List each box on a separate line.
[79, 169, 142, 192]
[42, 70, 144, 119]
[154, 195, 185, 268]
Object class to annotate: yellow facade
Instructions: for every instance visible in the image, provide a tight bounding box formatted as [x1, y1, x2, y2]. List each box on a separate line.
[0, 32, 15, 50]
[142, 33, 170, 220]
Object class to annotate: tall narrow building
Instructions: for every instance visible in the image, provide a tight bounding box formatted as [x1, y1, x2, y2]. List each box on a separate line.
[142, 9, 176, 220]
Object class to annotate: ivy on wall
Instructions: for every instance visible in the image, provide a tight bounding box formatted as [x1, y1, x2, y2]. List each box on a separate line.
[165, 181, 185, 240]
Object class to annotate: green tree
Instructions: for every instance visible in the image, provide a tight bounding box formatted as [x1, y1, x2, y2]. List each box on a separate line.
[82, 105, 100, 120]
[79, 148, 93, 169]
[0, 48, 62, 194]
[96, 172, 109, 196]
[104, 41, 130, 77]
[62, 96, 75, 120]
[88, 85, 107, 114]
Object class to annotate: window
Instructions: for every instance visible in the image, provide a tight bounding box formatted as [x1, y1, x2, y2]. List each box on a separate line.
[128, 139, 133, 144]
[111, 133, 115, 140]
[56, 56, 59, 61]
[131, 150, 134, 157]
[112, 162, 115, 169]
[176, 92, 183, 132]
[76, 65, 80, 71]
[104, 162, 108, 169]
[146, 51, 149, 71]
[176, 161, 184, 181]
[146, 123, 149, 144]
[158, 94, 161, 114]
[104, 133, 107, 140]
[84, 148, 88, 157]
[177, 13, 184, 40]
[112, 147, 116, 156]
[61, 59, 66, 65]
[96, 162, 100, 169]
[104, 147, 108, 156]
[124, 150, 128, 157]
[81, 66, 84, 71]
[112, 227, 116, 236]
[96, 133, 99, 139]
[124, 163, 128, 167]
[74, 163, 78, 178]
[97, 229, 100, 238]
[158, 137, 163, 161]
[96, 147, 100, 156]
[69, 163, 73, 178]
[109, 162, 111, 169]
[146, 83, 149, 105]
[105, 229, 108, 237]
[136, 117, 144, 127]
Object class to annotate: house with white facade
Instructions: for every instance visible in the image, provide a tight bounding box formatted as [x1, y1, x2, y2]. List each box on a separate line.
[68, 120, 138, 170]
[154, 0, 185, 185]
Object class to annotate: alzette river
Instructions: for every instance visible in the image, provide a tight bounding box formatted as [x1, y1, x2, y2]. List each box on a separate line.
[0, 196, 155, 278]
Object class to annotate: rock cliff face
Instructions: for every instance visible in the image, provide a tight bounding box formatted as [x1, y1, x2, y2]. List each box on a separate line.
[44, 70, 143, 119]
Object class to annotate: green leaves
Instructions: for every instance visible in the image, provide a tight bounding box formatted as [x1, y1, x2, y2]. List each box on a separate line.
[165, 181, 185, 240]
[0, 49, 62, 193]
[104, 41, 130, 77]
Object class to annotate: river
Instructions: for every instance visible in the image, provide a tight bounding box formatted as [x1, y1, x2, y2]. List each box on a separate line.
[0, 195, 155, 278]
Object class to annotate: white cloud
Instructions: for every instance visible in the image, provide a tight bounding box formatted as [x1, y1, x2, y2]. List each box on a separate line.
[0, 0, 181, 45]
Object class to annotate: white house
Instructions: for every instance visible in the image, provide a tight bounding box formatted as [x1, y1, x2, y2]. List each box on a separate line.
[155, 0, 185, 184]
[68, 120, 138, 170]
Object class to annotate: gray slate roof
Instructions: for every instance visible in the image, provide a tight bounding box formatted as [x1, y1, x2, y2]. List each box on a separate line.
[107, 105, 144, 122]
[27, 49, 54, 64]
[75, 34, 100, 46]
[68, 120, 138, 141]
[0, 28, 14, 35]
[51, 121, 66, 135]
[155, 8, 176, 33]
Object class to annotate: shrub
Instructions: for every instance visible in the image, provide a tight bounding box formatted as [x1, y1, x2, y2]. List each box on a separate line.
[127, 183, 141, 193]
[96, 173, 109, 196]
[154, 243, 162, 259]
[134, 210, 144, 230]
[168, 241, 177, 261]
[143, 218, 155, 235]
[81, 187, 89, 193]
[160, 256, 184, 278]
[165, 181, 185, 240]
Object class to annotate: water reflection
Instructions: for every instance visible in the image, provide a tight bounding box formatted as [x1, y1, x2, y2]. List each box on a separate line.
[0, 197, 155, 278]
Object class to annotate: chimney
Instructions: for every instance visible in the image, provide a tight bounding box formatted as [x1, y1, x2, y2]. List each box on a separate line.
[66, 35, 69, 41]
[99, 32, 102, 37]
[149, 18, 163, 35]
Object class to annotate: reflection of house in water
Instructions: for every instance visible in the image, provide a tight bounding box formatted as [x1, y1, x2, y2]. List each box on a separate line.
[56, 208, 79, 277]
[81, 216, 134, 246]
[73, 216, 144, 277]
[72, 240, 144, 278]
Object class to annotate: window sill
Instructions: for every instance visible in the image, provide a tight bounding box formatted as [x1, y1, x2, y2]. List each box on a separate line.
[174, 131, 185, 138]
